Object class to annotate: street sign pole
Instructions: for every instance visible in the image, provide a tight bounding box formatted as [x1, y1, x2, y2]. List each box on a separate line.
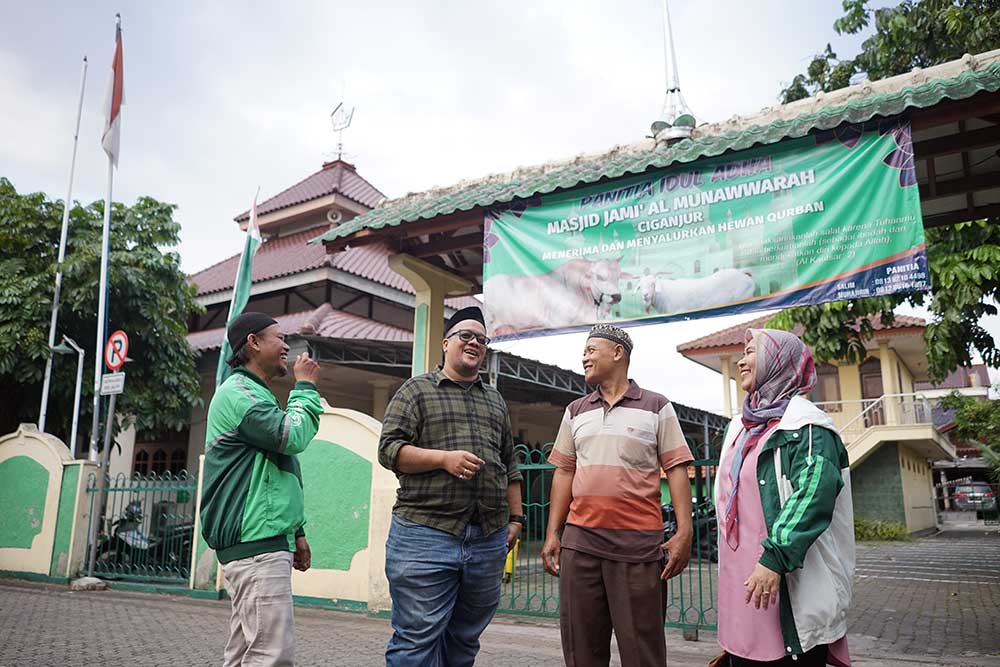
[86, 392, 116, 577]
[85, 329, 128, 578]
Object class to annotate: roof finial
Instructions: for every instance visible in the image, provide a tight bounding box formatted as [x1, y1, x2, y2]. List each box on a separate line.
[330, 98, 355, 161]
[650, 0, 695, 143]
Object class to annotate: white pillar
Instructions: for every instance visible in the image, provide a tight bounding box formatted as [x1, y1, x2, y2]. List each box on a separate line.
[720, 355, 733, 418]
[388, 255, 474, 377]
[879, 341, 900, 424]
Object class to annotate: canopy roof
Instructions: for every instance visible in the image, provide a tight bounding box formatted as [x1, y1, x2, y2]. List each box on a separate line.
[312, 50, 1000, 292]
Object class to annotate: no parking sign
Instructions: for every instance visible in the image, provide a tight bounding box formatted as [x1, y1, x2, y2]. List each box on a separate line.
[104, 330, 128, 371]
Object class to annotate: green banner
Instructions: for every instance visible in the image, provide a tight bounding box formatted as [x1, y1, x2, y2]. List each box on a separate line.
[483, 117, 928, 340]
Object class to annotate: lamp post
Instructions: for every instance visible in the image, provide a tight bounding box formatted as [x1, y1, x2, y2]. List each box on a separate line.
[51, 336, 85, 458]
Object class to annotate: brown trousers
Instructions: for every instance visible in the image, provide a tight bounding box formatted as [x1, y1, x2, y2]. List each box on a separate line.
[559, 548, 667, 667]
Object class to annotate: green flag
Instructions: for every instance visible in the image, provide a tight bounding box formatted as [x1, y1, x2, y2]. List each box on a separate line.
[216, 191, 262, 387]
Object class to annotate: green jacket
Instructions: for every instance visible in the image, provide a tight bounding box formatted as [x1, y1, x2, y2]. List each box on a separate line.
[716, 396, 855, 658]
[200, 367, 323, 564]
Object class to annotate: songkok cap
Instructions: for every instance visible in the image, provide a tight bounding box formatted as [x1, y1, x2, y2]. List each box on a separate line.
[227, 312, 278, 354]
[445, 306, 485, 336]
[588, 323, 633, 355]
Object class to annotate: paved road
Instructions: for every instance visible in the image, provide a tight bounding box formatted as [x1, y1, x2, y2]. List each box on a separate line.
[849, 530, 1000, 661]
[2, 530, 998, 667]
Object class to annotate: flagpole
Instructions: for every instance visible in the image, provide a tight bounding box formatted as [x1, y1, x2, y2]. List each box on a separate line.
[39, 55, 89, 435]
[89, 14, 122, 463]
[89, 159, 114, 463]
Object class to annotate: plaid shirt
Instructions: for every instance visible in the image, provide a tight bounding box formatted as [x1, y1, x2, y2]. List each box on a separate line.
[378, 367, 523, 537]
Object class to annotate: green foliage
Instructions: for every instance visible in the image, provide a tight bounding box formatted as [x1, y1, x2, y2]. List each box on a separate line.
[0, 177, 204, 448]
[854, 516, 911, 541]
[780, 0, 1000, 103]
[939, 391, 1000, 483]
[774, 1, 1000, 381]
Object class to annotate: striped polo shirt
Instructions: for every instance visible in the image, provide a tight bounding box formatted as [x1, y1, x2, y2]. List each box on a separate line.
[548, 380, 693, 562]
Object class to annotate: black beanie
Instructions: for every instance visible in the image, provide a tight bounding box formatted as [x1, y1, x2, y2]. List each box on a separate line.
[227, 312, 278, 354]
[445, 306, 485, 336]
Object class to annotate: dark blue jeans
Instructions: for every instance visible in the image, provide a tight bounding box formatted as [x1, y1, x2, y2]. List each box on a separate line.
[384, 514, 507, 667]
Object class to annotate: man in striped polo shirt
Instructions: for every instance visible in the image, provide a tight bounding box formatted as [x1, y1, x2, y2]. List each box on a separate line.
[542, 323, 694, 667]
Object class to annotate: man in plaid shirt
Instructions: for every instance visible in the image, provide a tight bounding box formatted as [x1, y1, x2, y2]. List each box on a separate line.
[378, 306, 524, 667]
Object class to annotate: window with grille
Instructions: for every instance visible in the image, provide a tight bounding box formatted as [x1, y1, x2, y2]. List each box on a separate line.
[133, 428, 189, 477]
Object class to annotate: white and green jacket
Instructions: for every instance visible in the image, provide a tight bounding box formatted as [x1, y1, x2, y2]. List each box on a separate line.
[200, 367, 323, 564]
[716, 396, 855, 658]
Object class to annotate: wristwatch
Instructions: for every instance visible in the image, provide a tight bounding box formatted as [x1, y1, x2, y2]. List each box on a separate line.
[509, 514, 526, 525]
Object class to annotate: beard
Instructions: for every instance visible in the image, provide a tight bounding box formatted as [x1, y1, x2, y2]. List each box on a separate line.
[275, 362, 290, 378]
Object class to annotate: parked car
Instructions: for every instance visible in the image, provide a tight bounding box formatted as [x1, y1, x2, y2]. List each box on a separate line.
[952, 483, 997, 512]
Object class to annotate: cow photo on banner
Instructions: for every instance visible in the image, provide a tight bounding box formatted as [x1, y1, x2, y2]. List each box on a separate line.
[482, 116, 929, 340]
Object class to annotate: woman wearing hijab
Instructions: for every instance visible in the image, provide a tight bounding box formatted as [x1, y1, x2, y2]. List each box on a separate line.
[713, 328, 855, 667]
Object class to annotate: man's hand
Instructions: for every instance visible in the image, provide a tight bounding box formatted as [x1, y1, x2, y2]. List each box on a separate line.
[660, 528, 692, 580]
[506, 521, 522, 551]
[744, 562, 780, 610]
[541, 533, 562, 576]
[293, 353, 321, 384]
[293, 536, 311, 572]
[440, 450, 484, 481]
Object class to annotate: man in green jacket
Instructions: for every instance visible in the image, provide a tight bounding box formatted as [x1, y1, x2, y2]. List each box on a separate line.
[200, 312, 323, 667]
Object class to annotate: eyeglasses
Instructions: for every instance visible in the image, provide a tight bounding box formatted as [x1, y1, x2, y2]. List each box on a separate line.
[447, 330, 491, 346]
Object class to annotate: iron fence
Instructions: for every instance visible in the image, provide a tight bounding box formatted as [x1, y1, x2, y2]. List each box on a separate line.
[84, 470, 198, 584]
[500, 444, 720, 637]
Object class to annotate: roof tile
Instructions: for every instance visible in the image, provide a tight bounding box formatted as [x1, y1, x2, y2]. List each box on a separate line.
[187, 305, 412, 351]
[676, 314, 926, 353]
[236, 160, 385, 221]
[188, 228, 479, 310]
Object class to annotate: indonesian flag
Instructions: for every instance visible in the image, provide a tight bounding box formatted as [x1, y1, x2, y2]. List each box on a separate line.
[101, 19, 124, 166]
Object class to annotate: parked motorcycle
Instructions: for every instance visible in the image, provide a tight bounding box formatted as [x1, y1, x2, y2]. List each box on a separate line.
[661, 501, 719, 563]
[95, 499, 194, 576]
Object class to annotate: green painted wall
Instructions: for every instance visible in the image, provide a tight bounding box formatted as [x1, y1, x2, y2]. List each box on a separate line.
[0, 456, 49, 549]
[299, 439, 372, 571]
[412, 303, 428, 375]
[851, 443, 906, 524]
[49, 464, 80, 576]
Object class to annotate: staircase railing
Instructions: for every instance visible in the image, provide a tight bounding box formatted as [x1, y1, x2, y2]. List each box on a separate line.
[813, 393, 934, 445]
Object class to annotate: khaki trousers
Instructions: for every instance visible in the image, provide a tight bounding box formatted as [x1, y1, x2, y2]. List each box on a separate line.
[222, 550, 295, 667]
[559, 548, 668, 667]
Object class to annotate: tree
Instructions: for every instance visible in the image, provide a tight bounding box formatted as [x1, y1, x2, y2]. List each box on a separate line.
[939, 391, 1000, 484]
[780, 0, 1000, 104]
[771, 0, 1000, 380]
[0, 177, 204, 450]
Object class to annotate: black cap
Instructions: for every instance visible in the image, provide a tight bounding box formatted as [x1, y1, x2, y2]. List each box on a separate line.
[227, 312, 278, 355]
[445, 306, 485, 336]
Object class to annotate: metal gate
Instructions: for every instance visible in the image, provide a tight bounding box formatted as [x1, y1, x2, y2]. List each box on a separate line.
[84, 471, 198, 584]
[500, 444, 719, 637]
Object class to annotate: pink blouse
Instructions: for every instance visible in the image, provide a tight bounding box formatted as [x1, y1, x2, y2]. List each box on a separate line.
[716, 426, 851, 665]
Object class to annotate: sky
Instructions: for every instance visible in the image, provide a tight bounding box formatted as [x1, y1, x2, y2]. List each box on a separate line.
[2, 1, 997, 414]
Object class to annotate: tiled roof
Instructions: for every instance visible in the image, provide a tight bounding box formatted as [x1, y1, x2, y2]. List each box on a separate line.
[187, 305, 412, 352]
[915, 364, 992, 390]
[312, 50, 1000, 247]
[187, 228, 479, 309]
[235, 160, 385, 222]
[676, 314, 926, 353]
